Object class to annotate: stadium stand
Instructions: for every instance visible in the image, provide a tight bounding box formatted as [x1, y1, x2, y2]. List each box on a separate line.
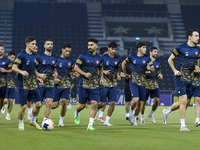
[102, 3, 168, 18]
[12, 2, 88, 61]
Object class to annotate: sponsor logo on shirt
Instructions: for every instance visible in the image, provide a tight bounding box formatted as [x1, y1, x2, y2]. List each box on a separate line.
[96, 61, 99, 64]
[156, 65, 159, 68]
[68, 63, 71, 66]
[115, 62, 117, 65]
[106, 61, 109, 65]
[2, 62, 5, 65]
[52, 61, 55, 64]
[59, 63, 62, 67]
[143, 61, 146, 64]
[195, 51, 198, 55]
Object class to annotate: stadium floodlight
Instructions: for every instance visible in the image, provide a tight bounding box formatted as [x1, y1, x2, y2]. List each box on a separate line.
[135, 37, 140, 40]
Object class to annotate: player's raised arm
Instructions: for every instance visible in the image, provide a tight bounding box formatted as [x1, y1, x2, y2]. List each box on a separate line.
[147, 61, 154, 73]
[12, 64, 29, 76]
[74, 64, 91, 78]
[122, 60, 130, 79]
[168, 53, 181, 76]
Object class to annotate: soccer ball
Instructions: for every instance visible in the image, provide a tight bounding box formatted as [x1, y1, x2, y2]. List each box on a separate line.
[42, 119, 54, 131]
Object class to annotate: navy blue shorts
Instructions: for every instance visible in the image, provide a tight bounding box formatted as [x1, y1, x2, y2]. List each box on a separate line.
[39, 87, 55, 100]
[18, 89, 41, 104]
[146, 88, 160, 100]
[78, 87, 99, 104]
[129, 83, 146, 101]
[188, 85, 200, 98]
[99, 86, 117, 102]
[0, 86, 7, 98]
[53, 88, 70, 102]
[5, 88, 15, 99]
[174, 77, 192, 97]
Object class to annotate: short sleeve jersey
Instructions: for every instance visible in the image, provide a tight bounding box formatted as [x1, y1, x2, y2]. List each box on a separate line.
[75, 51, 103, 89]
[0, 57, 12, 87]
[7, 62, 16, 88]
[56, 56, 74, 89]
[14, 50, 37, 90]
[36, 53, 57, 88]
[172, 43, 200, 82]
[102, 53, 121, 87]
[125, 53, 153, 86]
[145, 60, 161, 89]
[192, 59, 200, 86]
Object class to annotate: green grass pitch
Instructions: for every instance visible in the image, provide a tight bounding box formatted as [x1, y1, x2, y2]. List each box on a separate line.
[0, 105, 199, 150]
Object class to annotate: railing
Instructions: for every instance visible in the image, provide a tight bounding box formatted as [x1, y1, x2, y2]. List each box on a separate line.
[104, 10, 168, 18]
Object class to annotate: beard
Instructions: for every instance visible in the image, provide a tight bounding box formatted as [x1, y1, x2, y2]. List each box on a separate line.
[47, 49, 52, 52]
[88, 48, 94, 54]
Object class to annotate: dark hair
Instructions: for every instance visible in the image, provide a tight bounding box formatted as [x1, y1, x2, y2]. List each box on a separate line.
[0, 44, 4, 47]
[25, 36, 36, 44]
[8, 51, 16, 56]
[62, 43, 72, 49]
[108, 42, 117, 48]
[149, 47, 158, 52]
[136, 42, 146, 49]
[44, 39, 53, 44]
[88, 38, 98, 45]
[186, 29, 199, 39]
[99, 47, 108, 55]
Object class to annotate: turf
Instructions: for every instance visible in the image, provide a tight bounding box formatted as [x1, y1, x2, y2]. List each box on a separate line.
[0, 105, 199, 150]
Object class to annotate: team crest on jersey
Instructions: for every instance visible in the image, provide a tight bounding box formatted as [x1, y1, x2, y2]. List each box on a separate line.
[143, 61, 146, 64]
[106, 61, 109, 65]
[68, 63, 71, 66]
[185, 52, 188, 56]
[26, 61, 29, 65]
[156, 65, 159, 68]
[2, 62, 5, 65]
[195, 51, 198, 55]
[115, 62, 117, 65]
[34, 59, 36, 63]
[52, 61, 55, 64]
[59, 63, 62, 67]
[96, 61, 99, 64]
[42, 60, 46, 64]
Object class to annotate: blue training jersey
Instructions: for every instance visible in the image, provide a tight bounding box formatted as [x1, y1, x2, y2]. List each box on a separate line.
[75, 51, 103, 89]
[145, 59, 161, 89]
[0, 57, 12, 87]
[56, 56, 74, 89]
[102, 53, 121, 87]
[192, 59, 200, 86]
[125, 53, 153, 86]
[14, 50, 38, 90]
[172, 43, 200, 82]
[36, 52, 57, 88]
[7, 62, 16, 88]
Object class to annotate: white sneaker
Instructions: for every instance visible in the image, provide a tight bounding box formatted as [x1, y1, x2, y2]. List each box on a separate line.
[141, 119, 145, 125]
[131, 116, 138, 126]
[58, 122, 66, 127]
[1, 106, 5, 114]
[26, 114, 32, 120]
[148, 114, 156, 123]
[5, 116, 11, 120]
[180, 125, 190, 131]
[67, 105, 71, 109]
[104, 122, 113, 126]
[162, 109, 168, 124]
[195, 121, 200, 127]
